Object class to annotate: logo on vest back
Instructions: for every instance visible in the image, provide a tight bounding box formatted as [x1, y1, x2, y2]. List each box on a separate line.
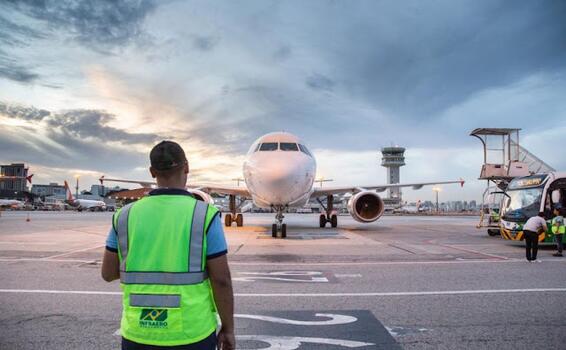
[139, 309, 168, 328]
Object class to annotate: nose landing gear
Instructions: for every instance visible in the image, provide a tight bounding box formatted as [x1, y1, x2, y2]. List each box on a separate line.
[271, 205, 287, 238]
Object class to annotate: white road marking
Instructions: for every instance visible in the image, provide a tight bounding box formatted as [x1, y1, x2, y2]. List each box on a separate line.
[40, 244, 105, 260]
[235, 313, 357, 326]
[236, 335, 374, 349]
[335, 274, 363, 278]
[233, 276, 329, 283]
[0, 258, 97, 263]
[234, 271, 329, 283]
[1, 288, 566, 297]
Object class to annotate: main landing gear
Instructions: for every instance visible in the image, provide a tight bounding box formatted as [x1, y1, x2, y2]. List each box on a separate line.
[317, 195, 338, 228]
[224, 195, 244, 227]
[271, 205, 287, 238]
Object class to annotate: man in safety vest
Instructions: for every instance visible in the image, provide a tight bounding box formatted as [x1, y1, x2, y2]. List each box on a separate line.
[552, 205, 565, 257]
[101, 141, 235, 350]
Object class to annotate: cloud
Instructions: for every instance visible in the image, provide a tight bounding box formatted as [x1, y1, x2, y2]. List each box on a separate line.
[4, 0, 156, 48]
[0, 101, 163, 144]
[192, 35, 219, 51]
[306, 74, 334, 92]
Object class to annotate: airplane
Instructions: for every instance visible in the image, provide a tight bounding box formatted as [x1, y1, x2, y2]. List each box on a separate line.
[0, 199, 24, 208]
[100, 132, 464, 238]
[63, 180, 107, 212]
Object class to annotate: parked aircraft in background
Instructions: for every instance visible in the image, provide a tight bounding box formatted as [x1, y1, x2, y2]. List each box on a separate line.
[63, 181, 106, 212]
[0, 199, 24, 208]
[101, 132, 464, 237]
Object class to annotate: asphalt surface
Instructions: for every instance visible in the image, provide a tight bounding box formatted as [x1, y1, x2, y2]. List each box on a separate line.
[1, 211, 565, 349]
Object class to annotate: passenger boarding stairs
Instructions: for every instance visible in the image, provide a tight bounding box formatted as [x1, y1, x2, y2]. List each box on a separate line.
[471, 128, 555, 231]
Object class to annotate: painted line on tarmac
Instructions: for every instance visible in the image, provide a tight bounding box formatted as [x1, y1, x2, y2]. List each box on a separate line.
[40, 244, 105, 260]
[1, 288, 566, 297]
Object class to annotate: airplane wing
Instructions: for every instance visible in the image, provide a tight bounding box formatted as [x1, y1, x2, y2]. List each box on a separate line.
[311, 179, 465, 197]
[99, 176, 250, 198]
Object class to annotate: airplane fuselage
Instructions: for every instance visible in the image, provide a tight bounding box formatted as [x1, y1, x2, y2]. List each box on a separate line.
[243, 132, 316, 208]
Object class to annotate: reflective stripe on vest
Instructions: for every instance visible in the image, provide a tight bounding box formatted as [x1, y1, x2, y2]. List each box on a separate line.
[121, 271, 208, 285]
[115, 199, 209, 284]
[130, 294, 181, 308]
[189, 200, 207, 272]
[116, 202, 135, 272]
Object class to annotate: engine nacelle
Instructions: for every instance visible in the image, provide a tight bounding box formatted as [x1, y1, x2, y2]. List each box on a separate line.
[188, 189, 215, 205]
[347, 191, 384, 223]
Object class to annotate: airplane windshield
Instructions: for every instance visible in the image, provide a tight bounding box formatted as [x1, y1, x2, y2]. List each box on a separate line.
[280, 143, 299, 151]
[298, 144, 312, 157]
[259, 143, 278, 151]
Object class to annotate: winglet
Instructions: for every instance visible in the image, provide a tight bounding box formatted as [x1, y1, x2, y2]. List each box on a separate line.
[63, 180, 75, 202]
[26, 174, 33, 184]
[99, 176, 105, 185]
[460, 178, 465, 187]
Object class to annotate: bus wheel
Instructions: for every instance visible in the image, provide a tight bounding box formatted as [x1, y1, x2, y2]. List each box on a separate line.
[487, 229, 499, 236]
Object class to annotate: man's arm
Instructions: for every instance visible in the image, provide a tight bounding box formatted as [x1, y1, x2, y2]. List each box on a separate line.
[101, 249, 120, 282]
[208, 255, 235, 349]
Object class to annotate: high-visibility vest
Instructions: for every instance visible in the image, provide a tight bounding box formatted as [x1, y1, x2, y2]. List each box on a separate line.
[551, 217, 565, 235]
[114, 194, 219, 346]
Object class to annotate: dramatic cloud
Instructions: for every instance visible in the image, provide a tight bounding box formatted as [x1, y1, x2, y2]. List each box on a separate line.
[3, 0, 156, 47]
[0, 0, 565, 201]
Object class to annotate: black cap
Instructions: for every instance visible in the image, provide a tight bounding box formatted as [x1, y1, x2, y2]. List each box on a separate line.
[150, 141, 187, 171]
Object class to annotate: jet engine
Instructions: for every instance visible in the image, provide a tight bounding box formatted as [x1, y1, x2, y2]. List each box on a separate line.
[347, 191, 384, 223]
[188, 189, 214, 205]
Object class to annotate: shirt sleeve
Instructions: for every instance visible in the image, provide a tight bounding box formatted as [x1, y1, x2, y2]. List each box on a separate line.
[105, 227, 118, 253]
[206, 214, 228, 259]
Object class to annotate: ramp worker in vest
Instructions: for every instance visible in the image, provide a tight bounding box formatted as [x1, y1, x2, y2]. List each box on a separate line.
[101, 140, 235, 350]
[551, 205, 565, 257]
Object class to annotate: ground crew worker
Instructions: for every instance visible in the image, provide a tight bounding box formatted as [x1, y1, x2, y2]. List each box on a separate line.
[101, 141, 235, 350]
[551, 205, 565, 257]
[523, 212, 548, 262]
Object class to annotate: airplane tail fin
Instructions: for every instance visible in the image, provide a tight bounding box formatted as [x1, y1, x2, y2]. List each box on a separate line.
[26, 174, 33, 184]
[64, 180, 75, 202]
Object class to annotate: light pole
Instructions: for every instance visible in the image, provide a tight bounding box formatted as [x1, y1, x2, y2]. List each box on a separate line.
[74, 174, 80, 198]
[432, 186, 441, 214]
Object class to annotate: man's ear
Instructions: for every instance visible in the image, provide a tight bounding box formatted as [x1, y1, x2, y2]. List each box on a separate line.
[150, 167, 157, 178]
[184, 162, 189, 175]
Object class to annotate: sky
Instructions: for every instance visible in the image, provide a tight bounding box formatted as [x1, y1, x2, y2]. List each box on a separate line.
[1, 0, 565, 203]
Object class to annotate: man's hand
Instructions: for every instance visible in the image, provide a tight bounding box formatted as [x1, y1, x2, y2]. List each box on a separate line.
[217, 327, 235, 350]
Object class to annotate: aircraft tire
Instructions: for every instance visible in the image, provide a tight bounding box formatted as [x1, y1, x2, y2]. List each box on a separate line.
[272, 224, 278, 238]
[330, 214, 338, 228]
[236, 214, 243, 227]
[319, 214, 326, 228]
[225, 213, 233, 227]
[281, 224, 287, 238]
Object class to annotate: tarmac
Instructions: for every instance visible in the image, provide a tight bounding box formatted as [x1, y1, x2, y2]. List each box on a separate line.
[1, 211, 566, 349]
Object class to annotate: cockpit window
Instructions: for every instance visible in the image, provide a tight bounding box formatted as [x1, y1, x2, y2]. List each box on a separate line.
[298, 144, 312, 156]
[259, 142, 278, 151]
[254, 143, 261, 152]
[280, 142, 299, 151]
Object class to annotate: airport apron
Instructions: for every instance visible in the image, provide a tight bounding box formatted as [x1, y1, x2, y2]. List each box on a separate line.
[114, 195, 219, 346]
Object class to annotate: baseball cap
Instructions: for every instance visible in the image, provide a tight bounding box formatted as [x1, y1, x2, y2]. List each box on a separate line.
[150, 141, 187, 171]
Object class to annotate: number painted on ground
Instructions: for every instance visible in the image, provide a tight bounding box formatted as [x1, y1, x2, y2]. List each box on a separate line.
[235, 313, 358, 326]
[237, 335, 375, 349]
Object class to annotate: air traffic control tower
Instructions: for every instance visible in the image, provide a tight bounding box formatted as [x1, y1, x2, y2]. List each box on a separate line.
[381, 146, 406, 204]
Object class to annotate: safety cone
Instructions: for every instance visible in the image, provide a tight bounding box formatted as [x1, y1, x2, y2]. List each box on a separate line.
[26, 212, 30, 222]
